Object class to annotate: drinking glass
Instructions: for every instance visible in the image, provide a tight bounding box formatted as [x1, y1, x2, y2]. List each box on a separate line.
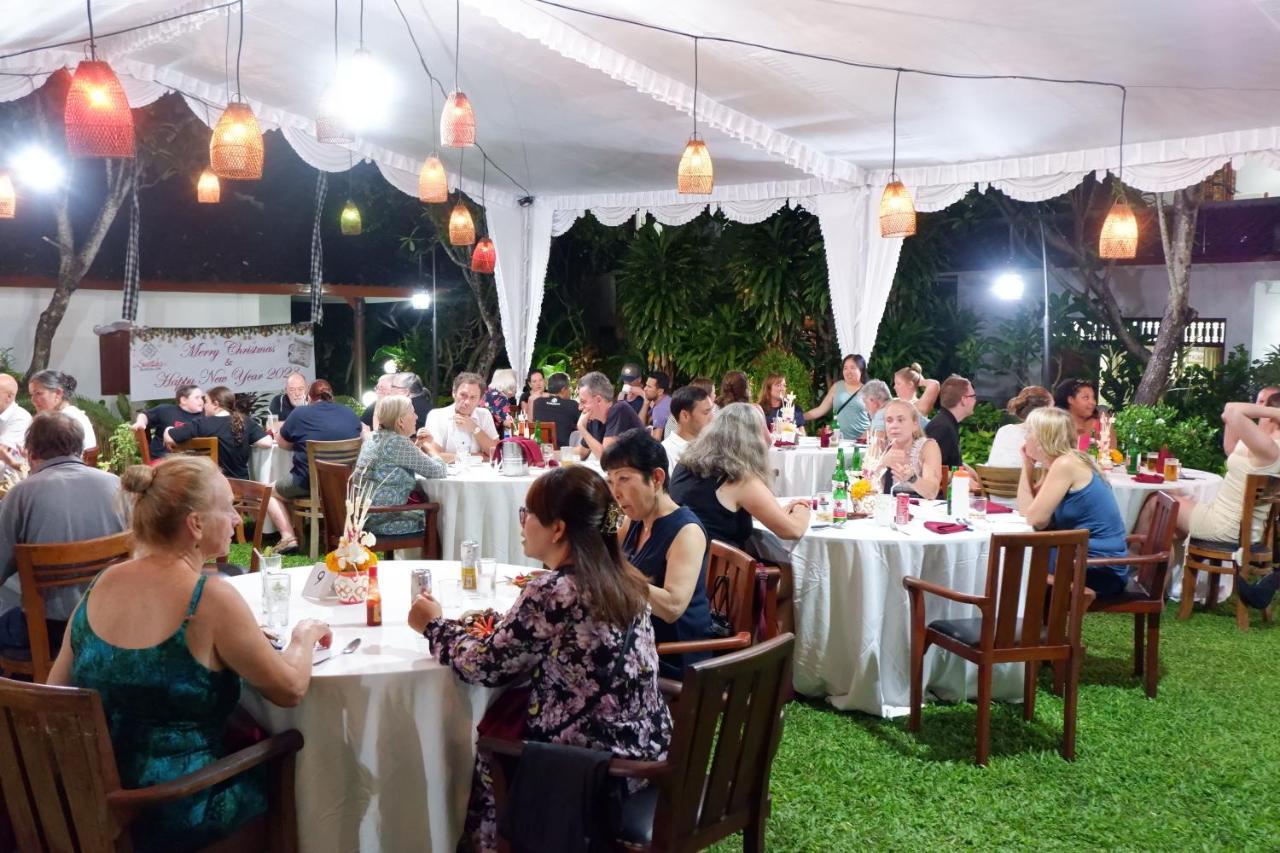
[259, 554, 283, 615]
[1164, 457, 1181, 482]
[873, 494, 894, 526]
[478, 557, 498, 595]
[540, 443, 555, 466]
[970, 496, 988, 523]
[1145, 452, 1159, 473]
[264, 571, 291, 628]
[816, 492, 834, 524]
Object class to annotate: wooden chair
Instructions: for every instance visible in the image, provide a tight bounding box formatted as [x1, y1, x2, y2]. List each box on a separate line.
[292, 438, 362, 560]
[172, 435, 219, 469]
[903, 529, 1090, 766]
[0, 532, 133, 683]
[656, 540, 780, 662]
[480, 633, 795, 853]
[1084, 492, 1179, 698]
[132, 425, 152, 465]
[975, 465, 1021, 499]
[82, 447, 99, 468]
[0, 677, 301, 852]
[221, 479, 273, 572]
[535, 421, 556, 447]
[314, 460, 442, 559]
[1179, 474, 1280, 630]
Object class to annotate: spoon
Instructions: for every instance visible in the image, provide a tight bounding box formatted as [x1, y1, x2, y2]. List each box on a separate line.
[315, 637, 361, 664]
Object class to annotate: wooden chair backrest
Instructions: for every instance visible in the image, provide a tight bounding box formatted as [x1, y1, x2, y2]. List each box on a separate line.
[15, 531, 133, 682]
[535, 421, 556, 447]
[304, 439, 363, 506]
[0, 677, 124, 852]
[314, 460, 356, 553]
[1240, 474, 1280, 549]
[983, 529, 1088, 652]
[81, 448, 98, 469]
[227, 478, 273, 571]
[171, 436, 219, 468]
[974, 465, 1020, 499]
[938, 465, 951, 495]
[132, 425, 151, 465]
[707, 540, 765, 640]
[651, 633, 794, 851]
[1134, 491, 1179, 594]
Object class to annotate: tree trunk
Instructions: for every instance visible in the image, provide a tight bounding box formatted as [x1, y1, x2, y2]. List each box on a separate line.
[1133, 186, 1202, 405]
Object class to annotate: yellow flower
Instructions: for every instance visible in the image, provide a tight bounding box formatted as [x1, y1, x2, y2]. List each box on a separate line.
[1110, 449, 1124, 464]
[850, 478, 872, 500]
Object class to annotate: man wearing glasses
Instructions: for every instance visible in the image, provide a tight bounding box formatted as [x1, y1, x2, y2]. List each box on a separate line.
[925, 375, 977, 472]
[132, 384, 206, 461]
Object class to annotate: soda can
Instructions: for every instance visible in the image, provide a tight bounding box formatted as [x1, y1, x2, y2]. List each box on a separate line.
[894, 493, 911, 526]
[411, 567, 433, 599]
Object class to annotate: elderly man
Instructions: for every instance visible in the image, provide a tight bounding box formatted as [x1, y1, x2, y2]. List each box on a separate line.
[420, 372, 498, 461]
[863, 380, 902, 438]
[0, 374, 32, 469]
[662, 384, 714, 469]
[269, 371, 309, 421]
[132, 384, 205, 461]
[0, 412, 125, 655]
[577, 371, 644, 460]
[361, 373, 432, 433]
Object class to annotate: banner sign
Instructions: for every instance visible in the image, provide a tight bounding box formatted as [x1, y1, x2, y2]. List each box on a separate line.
[130, 322, 315, 400]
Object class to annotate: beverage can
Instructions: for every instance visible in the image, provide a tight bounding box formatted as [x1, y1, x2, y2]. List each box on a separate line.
[894, 492, 911, 525]
[461, 539, 479, 591]
[411, 567, 433, 599]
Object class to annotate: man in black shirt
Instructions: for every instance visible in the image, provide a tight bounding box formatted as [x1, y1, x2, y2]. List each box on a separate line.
[360, 372, 431, 431]
[577, 371, 644, 460]
[618, 363, 645, 414]
[532, 372, 580, 448]
[925, 374, 977, 469]
[268, 372, 309, 421]
[132, 385, 206, 460]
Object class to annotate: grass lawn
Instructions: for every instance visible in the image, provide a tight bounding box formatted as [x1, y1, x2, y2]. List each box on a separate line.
[725, 602, 1280, 852]
[230, 544, 1278, 850]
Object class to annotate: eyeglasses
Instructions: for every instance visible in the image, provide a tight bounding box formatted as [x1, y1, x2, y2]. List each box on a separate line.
[518, 506, 528, 525]
[963, 393, 977, 400]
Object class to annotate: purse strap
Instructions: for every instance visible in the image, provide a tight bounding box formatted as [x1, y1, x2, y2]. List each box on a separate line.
[832, 384, 863, 418]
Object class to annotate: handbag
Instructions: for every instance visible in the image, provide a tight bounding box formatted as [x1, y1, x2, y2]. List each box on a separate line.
[707, 573, 735, 638]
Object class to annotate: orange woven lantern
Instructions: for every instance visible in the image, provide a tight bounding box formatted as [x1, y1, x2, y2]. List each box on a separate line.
[64, 60, 135, 158]
[1099, 196, 1138, 260]
[440, 91, 475, 148]
[0, 173, 14, 219]
[418, 155, 448, 203]
[470, 237, 496, 273]
[879, 180, 917, 238]
[196, 169, 220, 203]
[210, 102, 264, 180]
[448, 200, 475, 245]
[677, 135, 714, 195]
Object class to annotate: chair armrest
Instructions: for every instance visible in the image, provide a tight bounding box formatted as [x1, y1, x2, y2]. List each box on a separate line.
[107, 730, 303, 811]
[657, 632, 752, 656]
[367, 502, 442, 515]
[1085, 552, 1169, 569]
[477, 736, 671, 780]
[657, 677, 682, 700]
[902, 575, 988, 608]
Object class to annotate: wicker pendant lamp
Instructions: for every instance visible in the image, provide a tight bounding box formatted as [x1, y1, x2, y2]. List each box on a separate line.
[879, 71, 916, 238]
[469, 157, 495, 270]
[1099, 90, 1138, 260]
[448, 197, 475, 245]
[210, 5, 263, 180]
[196, 169, 220, 203]
[677, 38, 713, 195]
[419, 155, 448, 203]
[316, 0, 352, 144]
[340, 200, 363, 235]
[0, 173, 15, 219]
[64, 5, 134, 158]
[441, 1, 476, 147]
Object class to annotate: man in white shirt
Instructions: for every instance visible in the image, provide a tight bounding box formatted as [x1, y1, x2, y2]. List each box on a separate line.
[0, 375, 32, 469]
[420, 371, 498, 461]
[662, 384, 714, 469]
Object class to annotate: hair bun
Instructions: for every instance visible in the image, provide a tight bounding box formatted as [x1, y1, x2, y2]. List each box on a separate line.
[910, 362, 922, 372]
[120, 464, 156, 495]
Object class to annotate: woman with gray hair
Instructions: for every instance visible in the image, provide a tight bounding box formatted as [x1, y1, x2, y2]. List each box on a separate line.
[483, 368, 518, 432]
[356, 396, 447, 536]
[27, 370, 96, 454]
[669, 402, 810, 553]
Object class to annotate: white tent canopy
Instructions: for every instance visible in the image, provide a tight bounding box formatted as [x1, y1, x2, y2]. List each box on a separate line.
[7, 0, 1280, 378]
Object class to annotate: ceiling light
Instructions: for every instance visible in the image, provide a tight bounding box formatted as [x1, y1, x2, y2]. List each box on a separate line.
[12, 146, 66, 192]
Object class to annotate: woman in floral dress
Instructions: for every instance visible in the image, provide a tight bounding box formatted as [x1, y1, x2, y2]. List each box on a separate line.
[409, 465, 672, 853]
[355, 396, 447, 536]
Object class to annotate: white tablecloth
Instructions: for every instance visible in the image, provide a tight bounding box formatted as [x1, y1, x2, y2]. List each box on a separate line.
[416, 461, 605, 567]
[752, 502, 1033, 717]
[230, 560, 521, 853]
[250, 444, 293, 487]
[769, 445, 839, 497]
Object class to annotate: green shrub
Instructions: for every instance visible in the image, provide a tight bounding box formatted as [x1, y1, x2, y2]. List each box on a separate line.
[958, 402, 1004, 466]
[72, 396, 122, 460]
[1114, 403, 1223, 474]
[101, 422, 141, 474]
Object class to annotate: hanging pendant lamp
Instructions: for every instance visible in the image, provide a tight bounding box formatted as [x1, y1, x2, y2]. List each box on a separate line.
[196, 169, 221, 203]
[340, 200, 363, 235]
[677, 38, 713, 195]
[0, 173, 15, 219]
[419, 155, 448, 203]
[316, 0, 352, 143]
[470, 237, 496, 273]
[449, 198, 475, 245]
[441, 1, 475, 147]
[65, 60, 135, 158]
[210, 4, 263, 179]
[1098, 89, 1138, 260]
[879, 71, 916, 238]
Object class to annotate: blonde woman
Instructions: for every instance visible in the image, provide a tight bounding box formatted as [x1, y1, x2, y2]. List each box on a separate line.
[1018, 406, 1128, 596]
[873, 399, 943, 499]
[669, 402, 810, 552]
[986, 385, 1054, 467]
[893, 363, 941, 419]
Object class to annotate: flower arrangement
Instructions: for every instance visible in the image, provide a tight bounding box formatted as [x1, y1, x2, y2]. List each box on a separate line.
[850, 478, 872, 501]
[323, 469, 388, 603]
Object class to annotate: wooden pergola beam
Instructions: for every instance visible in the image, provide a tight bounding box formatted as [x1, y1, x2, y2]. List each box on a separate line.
[0, 276, 416, 300]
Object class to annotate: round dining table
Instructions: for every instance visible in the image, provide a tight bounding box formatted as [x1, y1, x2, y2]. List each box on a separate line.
[750, 500, 1033, 717]
[768, 438, 865, 498]
[230, 560, 522, 853]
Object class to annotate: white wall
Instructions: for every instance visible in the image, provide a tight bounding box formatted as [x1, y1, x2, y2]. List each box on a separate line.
[0, 288, 293, 402]
[1233, 159, 1280, 200]
[957, 260, 1280, 400]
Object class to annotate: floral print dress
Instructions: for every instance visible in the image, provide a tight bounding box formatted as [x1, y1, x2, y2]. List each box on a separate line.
[355, 430, 447, 536]
[423, 568, 672, 853]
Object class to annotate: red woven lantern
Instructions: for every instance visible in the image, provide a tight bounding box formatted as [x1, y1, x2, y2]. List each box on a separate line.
[210, 102, 265, 180]
[0, 173, 14, 219]
[64, 60, 135, 158]
[440, 91, 475, 148]
[470, 237, 496, 273]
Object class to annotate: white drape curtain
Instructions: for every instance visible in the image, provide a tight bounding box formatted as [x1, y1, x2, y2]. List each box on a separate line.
[816, 189, 904, 359]
[489, 202, 554, 385]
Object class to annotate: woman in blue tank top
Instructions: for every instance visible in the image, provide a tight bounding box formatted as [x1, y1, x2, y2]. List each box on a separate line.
[601, 429, 711, 677]
[804, 354, 871, 440]
[1016, 407, 1128, 597]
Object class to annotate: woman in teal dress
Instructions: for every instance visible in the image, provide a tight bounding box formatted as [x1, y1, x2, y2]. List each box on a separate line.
[804, 353, 871, 440]
[49, 455, 331, 852]
[357, 395, 447, 536]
